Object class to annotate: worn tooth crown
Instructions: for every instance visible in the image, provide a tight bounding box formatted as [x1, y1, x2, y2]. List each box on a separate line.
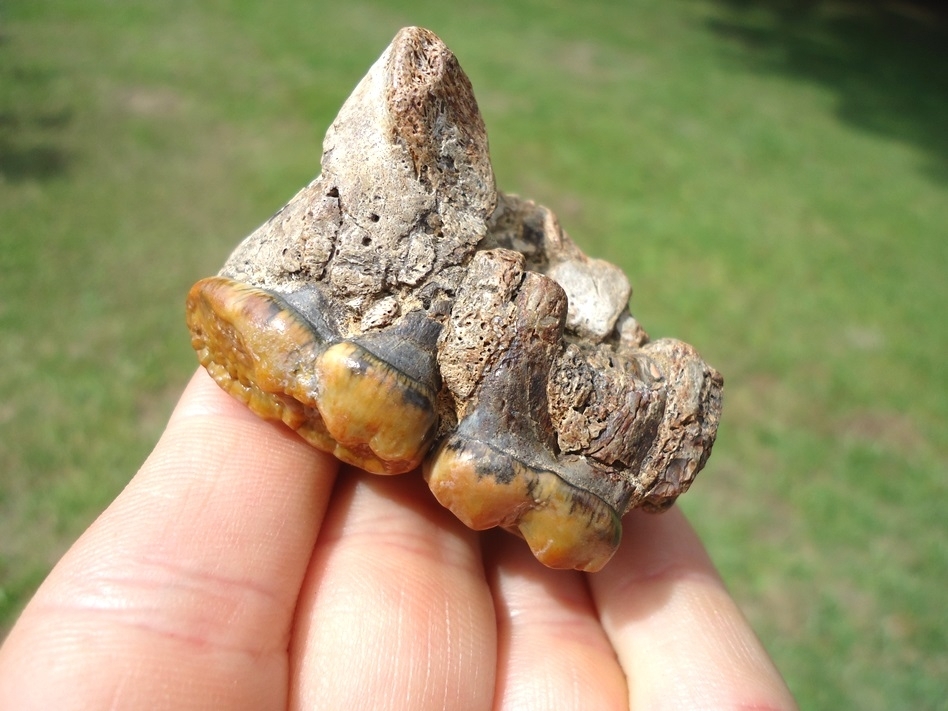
[425, 436, 621, 572]
[185, 27, 723, 571]
[186, 277, 437, 474]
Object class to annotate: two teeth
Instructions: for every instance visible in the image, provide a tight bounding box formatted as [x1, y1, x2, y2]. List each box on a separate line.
[186, 273, 621, 571]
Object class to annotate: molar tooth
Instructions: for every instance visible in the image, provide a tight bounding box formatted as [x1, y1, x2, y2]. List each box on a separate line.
[512, 473, 621, 573]
[427, 255, 624, 570]
[186, 277, 437, 474]
[424, 434, 621, 572]
[186, 277, 326, 430]
[424, 436, 532, 530]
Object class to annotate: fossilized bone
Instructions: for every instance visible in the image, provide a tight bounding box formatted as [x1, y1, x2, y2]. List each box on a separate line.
[186, 27, 723, 571]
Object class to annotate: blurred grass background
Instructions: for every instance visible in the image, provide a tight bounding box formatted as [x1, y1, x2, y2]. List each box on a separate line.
[1, 0, 946, 707]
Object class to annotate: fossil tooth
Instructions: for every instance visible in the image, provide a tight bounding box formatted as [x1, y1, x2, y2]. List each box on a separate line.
[186, 277, 438, 473]
[185, 27, 723, 571]
[425, 436, 622, 572]
[186, 26, 492, 475]
[425, 250, 623, 570]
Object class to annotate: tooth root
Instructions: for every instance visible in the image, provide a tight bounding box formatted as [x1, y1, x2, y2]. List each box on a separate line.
[425, 435, 621, 572]
[186, 276, 436, 474]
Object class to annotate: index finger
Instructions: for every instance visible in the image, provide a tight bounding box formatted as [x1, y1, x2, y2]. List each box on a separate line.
[0, 369, 339, 710]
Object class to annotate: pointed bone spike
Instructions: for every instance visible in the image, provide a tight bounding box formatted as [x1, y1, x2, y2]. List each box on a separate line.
[221, 27, 496, 316]
[321, 26, 495, 257]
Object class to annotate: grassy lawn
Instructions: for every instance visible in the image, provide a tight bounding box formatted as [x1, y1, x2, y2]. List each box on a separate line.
[2, 0, 946, 707]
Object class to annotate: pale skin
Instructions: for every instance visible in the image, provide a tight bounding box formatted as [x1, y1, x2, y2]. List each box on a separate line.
[0, 369, 797, 710]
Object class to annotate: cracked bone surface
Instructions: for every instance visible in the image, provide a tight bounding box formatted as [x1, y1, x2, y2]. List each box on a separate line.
[185, 27, 723, 571]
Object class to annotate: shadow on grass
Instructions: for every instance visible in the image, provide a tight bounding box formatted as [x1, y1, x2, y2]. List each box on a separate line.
[706, 0, 948, 181]
[0, 133, 71, 181]
[0, 32, 73, 182]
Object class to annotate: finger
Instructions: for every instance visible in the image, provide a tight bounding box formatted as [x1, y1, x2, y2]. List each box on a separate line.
[589, 507, 798, 710]
[483, 530, 628, 711]
[289, 468, 496, 711]
[0, 369, 340, 710]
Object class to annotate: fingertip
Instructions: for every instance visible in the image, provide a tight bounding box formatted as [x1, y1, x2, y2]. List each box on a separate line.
[169, 367, 270, 425]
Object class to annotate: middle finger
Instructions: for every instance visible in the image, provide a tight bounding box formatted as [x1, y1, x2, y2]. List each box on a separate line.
[288, 469, 497, 711]
[484, 530, 628, 711]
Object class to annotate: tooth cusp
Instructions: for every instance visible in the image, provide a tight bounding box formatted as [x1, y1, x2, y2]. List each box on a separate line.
[424, 435, 621, 572]
[315, 341, 438, 474]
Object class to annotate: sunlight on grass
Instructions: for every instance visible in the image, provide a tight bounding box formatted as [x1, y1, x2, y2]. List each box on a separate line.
[2, 1, 946, 707]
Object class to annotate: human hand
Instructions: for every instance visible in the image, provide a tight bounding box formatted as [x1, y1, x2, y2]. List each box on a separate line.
[0, 369, 797, 710]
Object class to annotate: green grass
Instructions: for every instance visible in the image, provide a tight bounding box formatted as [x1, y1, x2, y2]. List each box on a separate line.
[2, 1, 946, 707]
